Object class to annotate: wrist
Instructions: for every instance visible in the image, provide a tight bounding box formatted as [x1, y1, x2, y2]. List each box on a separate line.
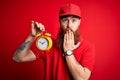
[30, 33, 36, 38]
[28, 34, 36, 41]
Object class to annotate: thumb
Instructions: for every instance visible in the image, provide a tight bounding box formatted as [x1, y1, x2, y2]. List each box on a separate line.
[74, 42, 80, 50]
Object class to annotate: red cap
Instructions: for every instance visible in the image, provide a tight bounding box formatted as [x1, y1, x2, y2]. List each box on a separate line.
[59, 3, 81, 18]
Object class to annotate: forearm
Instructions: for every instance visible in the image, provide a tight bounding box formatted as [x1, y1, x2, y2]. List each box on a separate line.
[65, 55, 90, 80]
[13, 34, 35, 61]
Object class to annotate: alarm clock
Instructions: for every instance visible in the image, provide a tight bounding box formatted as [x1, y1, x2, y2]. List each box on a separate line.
[36, 32, 52, 51]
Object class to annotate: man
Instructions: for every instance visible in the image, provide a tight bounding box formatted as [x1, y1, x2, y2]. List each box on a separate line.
[13, 3, 95, 80]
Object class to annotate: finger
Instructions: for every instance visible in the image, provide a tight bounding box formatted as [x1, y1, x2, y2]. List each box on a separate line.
[64, 33, 67, 41]
[41, 24, 45, 31]
[30, 21, 36, 36]
[68, 30, 71, 40]
[31, 21, 34, 27]
[31, 21, 35, 31]
[38, 23, 43, 31]
[63, 33, 67, 47]
[66, 31, 69, 41]
[43, 25, 45, 31]
[71, 30, 74, 40]
[31, 20, 34, 23]
[69, 30, 73, 40]
[35, 22, 40, 28]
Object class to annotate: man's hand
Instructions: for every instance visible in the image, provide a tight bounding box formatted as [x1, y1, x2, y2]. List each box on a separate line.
[63, 29, 80, 52]
[31, 21, 45, 37]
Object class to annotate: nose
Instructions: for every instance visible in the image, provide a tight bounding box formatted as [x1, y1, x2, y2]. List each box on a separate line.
[67, 20, 72, 28]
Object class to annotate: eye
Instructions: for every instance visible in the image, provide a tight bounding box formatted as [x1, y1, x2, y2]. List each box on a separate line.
[62, 18, 68, 22]
[72, 19, 77, 22]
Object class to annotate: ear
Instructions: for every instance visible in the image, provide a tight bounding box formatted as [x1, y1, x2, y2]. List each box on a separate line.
[79, 19, 81, 25]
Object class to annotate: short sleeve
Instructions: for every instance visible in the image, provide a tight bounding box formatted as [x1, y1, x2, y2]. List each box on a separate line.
[80, 43, 95, 73]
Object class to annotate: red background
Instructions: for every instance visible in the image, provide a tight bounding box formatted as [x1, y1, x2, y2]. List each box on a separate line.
[0, 0, 120, 80]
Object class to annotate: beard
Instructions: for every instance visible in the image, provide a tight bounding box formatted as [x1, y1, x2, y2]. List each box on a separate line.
[56, 27, 80, 52]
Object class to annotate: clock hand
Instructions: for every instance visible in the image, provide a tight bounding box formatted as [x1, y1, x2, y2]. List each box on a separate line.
[42, 41, 46, 44]
[39, 41, 46, 44]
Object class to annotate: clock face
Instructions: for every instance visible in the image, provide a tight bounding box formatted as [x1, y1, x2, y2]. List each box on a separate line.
[37, 37, 49, 50]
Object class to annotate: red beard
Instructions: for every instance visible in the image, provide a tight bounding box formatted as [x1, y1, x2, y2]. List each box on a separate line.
[56, 28, 80, 51]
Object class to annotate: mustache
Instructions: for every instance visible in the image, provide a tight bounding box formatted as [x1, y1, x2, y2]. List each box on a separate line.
[64, 28, 74, 34]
